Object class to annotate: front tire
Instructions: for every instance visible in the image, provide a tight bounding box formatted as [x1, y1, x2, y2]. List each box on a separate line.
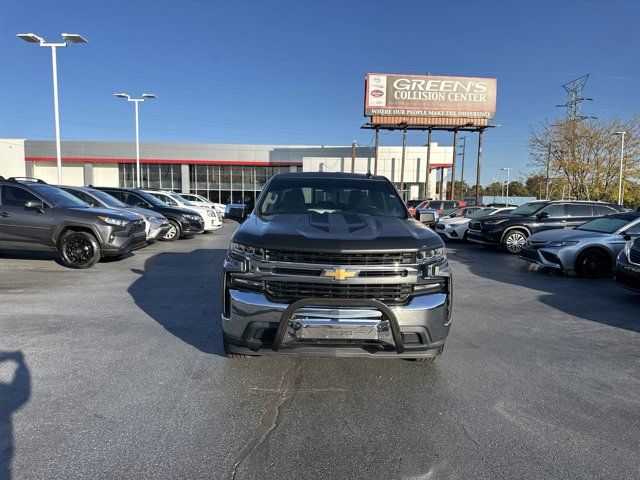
[502, 230, 527, 254]
[160, 220, 181, 242]
[58, 230, 101, 269]
[574, 249, 612, 278]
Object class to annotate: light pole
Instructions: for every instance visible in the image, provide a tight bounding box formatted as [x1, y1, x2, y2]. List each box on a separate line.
[17, 33, 88, 184]
[501, 167, 512, 204]
[613, 131, 626, 206]
[114, 93, 157, 188]
[458, 136, 466, 199]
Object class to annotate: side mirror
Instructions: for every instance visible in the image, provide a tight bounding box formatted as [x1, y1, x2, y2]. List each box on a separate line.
[450, 213, 457, 218]
[417, 209, 439, 227]
[25, 200, 45, 212]
[536, 211, 549, 220]
[225, 204, 247, 223]
[623, 231, 640, 241]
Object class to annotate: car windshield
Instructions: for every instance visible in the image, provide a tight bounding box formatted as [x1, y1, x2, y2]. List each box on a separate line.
[441, 207, 461, 216]
[134, 190, 168, 207]
[257, 177, 406, 218]
[32, 184, 90, 208]
[168, 192, 195, 206]
[87, 189, 127, 208]
[468, 208, 497, 219]
[509, 202, 547, 216]
[575, 214, 639, 233]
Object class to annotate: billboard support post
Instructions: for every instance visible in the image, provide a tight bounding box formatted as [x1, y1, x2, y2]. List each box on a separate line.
[450, 130, 458, 200]
[351, 140, 356, 173]
[374, 128, 379, 175]
[459, 136, 466, 199]
[399, 128, 407, 199]
[439, 167, 445, 200]
[475, 129, 484, 206]
[424, 129, 432, 199]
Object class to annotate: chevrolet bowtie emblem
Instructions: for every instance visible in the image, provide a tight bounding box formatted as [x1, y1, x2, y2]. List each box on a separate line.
[322, 267, 358, 281]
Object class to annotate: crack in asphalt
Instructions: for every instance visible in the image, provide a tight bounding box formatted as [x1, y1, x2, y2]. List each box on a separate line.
[226, 361, 303, 480]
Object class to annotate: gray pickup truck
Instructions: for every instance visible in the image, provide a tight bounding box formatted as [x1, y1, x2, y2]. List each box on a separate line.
[221, 172, 452, 362]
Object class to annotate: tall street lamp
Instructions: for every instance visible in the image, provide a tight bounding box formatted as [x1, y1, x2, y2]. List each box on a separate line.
[501, 167, 512, 204]
[613, 131, 626, 206]
[17, 32, 88, 184]
[114, 93, 157, 188]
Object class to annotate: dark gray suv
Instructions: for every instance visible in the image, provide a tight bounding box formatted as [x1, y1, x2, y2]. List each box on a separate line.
[0, 177, 147, 268]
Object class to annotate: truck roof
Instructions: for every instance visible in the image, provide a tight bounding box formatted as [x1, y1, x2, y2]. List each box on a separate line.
[273, 172, 387, 181]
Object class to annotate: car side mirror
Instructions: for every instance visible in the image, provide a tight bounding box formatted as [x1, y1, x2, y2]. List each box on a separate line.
[536, 211, 549, 220]
[417, 209, 439, 227]
[450, 213, 457, 218]
[623, 231, 640, 241]
[25, 200, 45, 212]
[225, 204, 247, 223]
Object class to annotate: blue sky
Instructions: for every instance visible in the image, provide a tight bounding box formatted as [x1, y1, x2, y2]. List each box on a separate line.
[2, 0, 639, 185]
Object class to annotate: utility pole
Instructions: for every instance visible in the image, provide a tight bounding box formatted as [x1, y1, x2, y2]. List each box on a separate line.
[373, 128, 379, 175]
[450, 130, 458, 200]
[556, 74, 593, 120]
[613, 131, 626, 206]
[459, 136, 466, 200]
[351, 140, 356, 173]
[475, 130, 484, 206]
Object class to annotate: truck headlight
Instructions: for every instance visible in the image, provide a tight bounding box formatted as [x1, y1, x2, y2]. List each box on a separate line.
[417, 247, 446, 265]
[98, 215, 129, 227]
[230, 242, 264, 259]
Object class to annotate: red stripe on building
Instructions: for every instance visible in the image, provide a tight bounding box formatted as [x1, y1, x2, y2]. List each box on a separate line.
[25, 156, 303, 167]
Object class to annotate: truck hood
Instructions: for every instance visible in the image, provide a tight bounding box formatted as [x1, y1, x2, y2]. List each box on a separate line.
[233, 212, 443, 252]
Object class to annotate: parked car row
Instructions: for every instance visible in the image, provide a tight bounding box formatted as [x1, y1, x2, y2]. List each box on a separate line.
[0, 176, 224, 269]
[427, 197, 640, 292]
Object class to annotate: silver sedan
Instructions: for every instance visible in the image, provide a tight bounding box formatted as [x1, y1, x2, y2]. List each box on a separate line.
[519, 212, 640, 278]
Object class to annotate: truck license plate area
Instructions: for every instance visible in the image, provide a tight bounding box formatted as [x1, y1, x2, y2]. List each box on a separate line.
[288, 308, 389, 341]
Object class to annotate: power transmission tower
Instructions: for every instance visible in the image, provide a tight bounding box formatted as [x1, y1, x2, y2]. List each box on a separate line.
[556, 74, 593, 120]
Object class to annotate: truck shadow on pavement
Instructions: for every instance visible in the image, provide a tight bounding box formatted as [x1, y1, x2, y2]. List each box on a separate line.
[447, 242, 640, 332]
[127, 249, 228, 356]
[0, 351, 31, 480]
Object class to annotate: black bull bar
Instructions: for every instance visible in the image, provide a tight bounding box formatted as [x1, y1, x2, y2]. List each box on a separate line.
[272, 298, 405, 354]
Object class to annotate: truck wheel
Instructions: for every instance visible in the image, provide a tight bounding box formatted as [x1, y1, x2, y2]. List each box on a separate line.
[160, 220, 181, 242]
[502, 230, 527, 254]
[58, 230, 101, 269]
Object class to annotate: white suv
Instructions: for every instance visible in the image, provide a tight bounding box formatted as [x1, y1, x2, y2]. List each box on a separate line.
[144, 190, 222, 231]
[179, 193, 225, 216]
[436, 206, 516, 241]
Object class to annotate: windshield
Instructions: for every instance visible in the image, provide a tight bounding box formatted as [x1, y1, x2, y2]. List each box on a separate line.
[257, 177, 406, 218]
[468, 208, 497, 219]
[168, 192, 194, 206]
[509, 202, 547, 216]
[134, 190, 168, 207]
[87, 189, 127, 208]
[32, 184, 90, 208]
[575, 214, 638, 233]
[441, 207, 461, 216]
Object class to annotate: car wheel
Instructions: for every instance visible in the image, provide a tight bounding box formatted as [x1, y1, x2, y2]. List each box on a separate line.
[574, 249, 612, 279]
[502, 230, 527, 254]
[58, 230, 101, 269]
[160, 220, 181, 242]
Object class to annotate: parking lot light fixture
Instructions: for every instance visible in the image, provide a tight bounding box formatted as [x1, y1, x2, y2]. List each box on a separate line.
[613, 131, 626, 206]
[114, 93, 158, 188]
[17, 32, 88, 184]
[501, 167, 512, 204]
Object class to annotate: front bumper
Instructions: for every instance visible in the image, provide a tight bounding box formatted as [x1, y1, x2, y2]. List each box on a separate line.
[436, 223, 468, 240]
[221, 288, 452, 358]
[466, 228, 502, 246]
[180, 218, 205, 236]
[100, 222, 148, 256]
[147, 221, 171, 241]
[519, 246, 565, 270]
[614, 252, 640, 293]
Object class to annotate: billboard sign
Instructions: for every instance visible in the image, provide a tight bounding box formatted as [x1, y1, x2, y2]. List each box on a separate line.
[365, 73, 497, 120]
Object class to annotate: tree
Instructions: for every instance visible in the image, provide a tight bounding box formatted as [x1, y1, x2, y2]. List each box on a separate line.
[529, 117, 640, 207]
[525, 173, 546, 199]
[507, 180, 528, 197]
[484, 181, 503, 196]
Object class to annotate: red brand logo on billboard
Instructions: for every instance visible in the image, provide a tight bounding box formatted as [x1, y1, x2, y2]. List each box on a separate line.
[364, 73, 497, 123]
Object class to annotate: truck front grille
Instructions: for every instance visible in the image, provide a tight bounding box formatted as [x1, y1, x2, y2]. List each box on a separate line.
[265, 281, 414, 304]
[264, 250, 416, 265]
[630, 247, 640, 265]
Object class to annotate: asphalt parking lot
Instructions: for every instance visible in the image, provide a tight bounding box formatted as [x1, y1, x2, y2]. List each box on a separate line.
[1, 222, 639, 480]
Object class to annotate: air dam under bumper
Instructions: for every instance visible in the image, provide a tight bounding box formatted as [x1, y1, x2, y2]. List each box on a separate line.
[222, 289, 451, 358]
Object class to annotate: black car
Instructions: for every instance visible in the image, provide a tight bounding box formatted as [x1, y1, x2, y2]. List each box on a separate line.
[0, 177, 146, 268]
[466, 200, 623, 254]
[95, 187, 204, 240]
[614, 236, 640, 293]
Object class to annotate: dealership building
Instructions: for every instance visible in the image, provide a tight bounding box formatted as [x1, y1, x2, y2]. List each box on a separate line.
[0, 139, 453, 203]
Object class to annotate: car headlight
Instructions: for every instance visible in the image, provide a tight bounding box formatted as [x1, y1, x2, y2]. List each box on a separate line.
[417, 247, 446, 265]
[230, 242, 264, 259]
[484, 219, 508, 225]
[546, 240, 579, 247]
[183, 213, 202, 222]
[98, 215, 129, 227]
[624, 240, 632, 260]
[207, 210, 216, 217]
